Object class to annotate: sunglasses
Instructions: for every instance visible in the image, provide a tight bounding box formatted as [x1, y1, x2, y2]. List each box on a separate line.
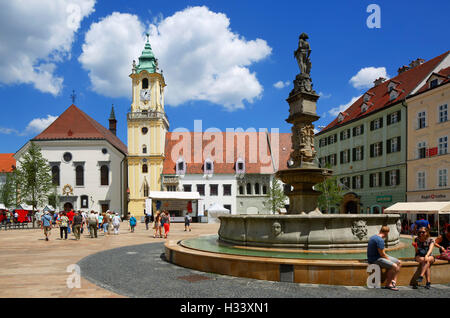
[418, 231, 426, 234]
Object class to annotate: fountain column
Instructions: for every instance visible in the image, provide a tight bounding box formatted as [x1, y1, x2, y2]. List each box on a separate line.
[276, 33, 331, 214]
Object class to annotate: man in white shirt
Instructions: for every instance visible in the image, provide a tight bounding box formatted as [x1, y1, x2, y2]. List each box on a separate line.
[112, 213, 121, 235]
[87, 211, 99, 238]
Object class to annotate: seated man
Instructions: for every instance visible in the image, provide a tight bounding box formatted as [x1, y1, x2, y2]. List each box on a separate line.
[367, 225, 402, 291]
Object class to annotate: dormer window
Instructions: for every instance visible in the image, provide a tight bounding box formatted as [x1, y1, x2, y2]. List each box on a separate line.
[236, 157, 245, 174]
[361, 103, 369, 113]
[204, 158, 214, 175]
[363, 93, 373, 102]
[338, 113, 345, 123]
[176, 158, 186, 176]
[389, 89, 398, 101]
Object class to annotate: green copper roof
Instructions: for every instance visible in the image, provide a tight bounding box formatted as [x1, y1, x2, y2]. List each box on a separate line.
[136, 34, 157, 74]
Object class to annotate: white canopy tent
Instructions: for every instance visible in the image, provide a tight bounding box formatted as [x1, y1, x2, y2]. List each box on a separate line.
[147, 191, 202, 222]
[148, 191, 201, 201]
[384, 201, 450, 234]
[0, 203, 6, 210]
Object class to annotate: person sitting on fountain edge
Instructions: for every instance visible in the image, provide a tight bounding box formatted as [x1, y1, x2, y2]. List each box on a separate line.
[367, 226, 402, 291]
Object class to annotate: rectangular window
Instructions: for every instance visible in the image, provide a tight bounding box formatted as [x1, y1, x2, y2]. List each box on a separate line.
[418, 111, 426, 129]
[386, 170, 400, 186]
[439, 104, 448, 123]
[183, 184, 192, 192]
[417, 171, 426, 190]
[353, 146, 364, 161]
[196, 184, 205, 196]
[430, 79, 438, 88]
[340, 149, 350, 164]
[210, 184, 218, 196]
[439, 136, 448, 155]
[370, 172, 382, 187]
[224, 204, 232, 212]
[417, 142, 427, 159]
[352, 175, 363, 189]
[387, 137, 401, 153]
[371, 118, 383, 130]
[340, 177, 350, 188]
[439, 169, 448, 187]
[370, 142, 383, 157]
[223, 184, 232, 196]
[353, 125, 364, 137]
[340, 129, 351, 141]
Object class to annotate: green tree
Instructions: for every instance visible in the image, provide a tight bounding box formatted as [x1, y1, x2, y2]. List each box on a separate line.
[16, 142, 53, 214]
[265, 178, 288, 214]
[0, 170, 19, 208]
[47, 185, 59, 209]
[316, 175, 343, 213]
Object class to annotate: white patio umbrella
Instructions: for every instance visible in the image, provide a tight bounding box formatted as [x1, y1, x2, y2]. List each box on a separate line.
[207, 203, 230, 224]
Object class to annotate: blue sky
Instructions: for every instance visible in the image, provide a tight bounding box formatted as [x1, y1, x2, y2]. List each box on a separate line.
[0, 0, 449, 153]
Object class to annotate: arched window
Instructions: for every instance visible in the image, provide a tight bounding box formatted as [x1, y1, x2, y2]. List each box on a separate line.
[142, 145, 147, 154]
[143, 183, 149, 197]
[100, 165, 109, 186]
[142, 78, 149, 89]
[246, 183, 252, 195]
[239, 186, 244, 195]
[254, 183, 260, 195]
[142, 164, 148, 173]
[76, 165, 84, 186]
[51, 166, 60, 186]
[262, 185, 268, 195]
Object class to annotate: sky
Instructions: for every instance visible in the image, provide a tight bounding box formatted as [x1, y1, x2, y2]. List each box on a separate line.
[0, 0, 449, 153]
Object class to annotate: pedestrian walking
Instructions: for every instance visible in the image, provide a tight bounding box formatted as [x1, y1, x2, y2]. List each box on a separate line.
[67, 210, 75, 234]
[58, 212, 69, 240]
[112, 213, 121, 235]
[184, 214, 191, 232]
[72, 211, 83, 240]
[102, 212, 110, 235]
[153, 211, 162, 238]
[129, 213, 137, 233]
[41, 211, 53, 241]
[98, 213, 104, 231]
[162, 210, 170, 239]
[87, 211, 99, 238]
[144, 210, 151, 230]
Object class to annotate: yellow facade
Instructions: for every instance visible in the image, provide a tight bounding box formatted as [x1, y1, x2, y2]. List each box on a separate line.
[406, 78, 449, 203]
[127, 69, 169, 217]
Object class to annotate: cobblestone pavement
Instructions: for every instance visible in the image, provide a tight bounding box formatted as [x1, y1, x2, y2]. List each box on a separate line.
[78, 242, 450, 298]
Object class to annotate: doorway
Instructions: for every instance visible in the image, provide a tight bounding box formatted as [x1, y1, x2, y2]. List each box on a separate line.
[63, 202, 73, 212]
[345, 201, 358, 214]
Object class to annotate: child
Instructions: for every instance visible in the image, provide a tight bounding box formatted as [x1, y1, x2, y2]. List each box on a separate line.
[129, 214, 137, 233]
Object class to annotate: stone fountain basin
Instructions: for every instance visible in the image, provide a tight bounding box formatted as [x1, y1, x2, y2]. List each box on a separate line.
[218, 214, 400, 249]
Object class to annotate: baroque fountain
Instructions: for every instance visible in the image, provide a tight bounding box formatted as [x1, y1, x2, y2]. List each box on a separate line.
[165, 34, 449, 286]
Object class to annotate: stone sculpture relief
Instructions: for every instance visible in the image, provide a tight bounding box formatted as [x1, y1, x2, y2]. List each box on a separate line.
[351, 220, 368, 240]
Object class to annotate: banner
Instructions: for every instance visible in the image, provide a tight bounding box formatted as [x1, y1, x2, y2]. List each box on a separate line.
[145, 198, 152, 216]
[198, 199, 204, 216]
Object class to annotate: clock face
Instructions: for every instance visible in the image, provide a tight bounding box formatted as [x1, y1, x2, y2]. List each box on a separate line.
[140, 89, 151, 102]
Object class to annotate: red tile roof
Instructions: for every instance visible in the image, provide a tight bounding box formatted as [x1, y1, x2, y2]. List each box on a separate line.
[415, 66, 450, 94]
[163, 132, 292, 175]
[0, 154, 15, 173]
[318, 51, 449, 134]
[32, 105, 127, 155]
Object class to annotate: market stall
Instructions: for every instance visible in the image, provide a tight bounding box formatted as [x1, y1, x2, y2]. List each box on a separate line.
[147, 191, 202, 223]
[384, 201, 450, 235]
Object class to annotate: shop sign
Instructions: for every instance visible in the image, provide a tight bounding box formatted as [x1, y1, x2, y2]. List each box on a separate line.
[376, 195, 392, 203]
[421, 194, 446, 200]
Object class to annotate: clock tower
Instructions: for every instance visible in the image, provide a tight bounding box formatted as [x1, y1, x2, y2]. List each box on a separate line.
[127, 34, 169, 217]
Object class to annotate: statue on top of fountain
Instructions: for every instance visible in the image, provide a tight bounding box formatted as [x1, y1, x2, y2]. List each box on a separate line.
[291, 33, 316, 96]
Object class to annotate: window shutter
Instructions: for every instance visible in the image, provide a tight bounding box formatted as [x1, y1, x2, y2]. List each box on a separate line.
[333, 154, 337, 166]
[370, 144, 374, 157]
[340, 131, 343, 140]
[380, 142, 383, 155]
[352, 127, 356, 136]
[387, 139, 391, 154]
[387, 114, 391, 125]
[378, 172, 383, 186]
[370, 174, 373, 187]
[370, 121, 374, 131]
[340, 151, 344, 164]
[385, 171, 390, 186]
[352, 176, 356, 189]
[397, 137, 401, 152]
[352, 148, 356, 161]
[380, 117, 383, 128]
[361, 146, 364, 160]
[396, 169, 401, 185]
[361, 125, 364, 134]
[347, 149, 351, 162]
[361, 175, 364, 188]
[397, 111, 401, 122]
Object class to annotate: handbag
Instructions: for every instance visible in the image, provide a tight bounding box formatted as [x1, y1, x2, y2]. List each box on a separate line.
[436, 247, 450, 261]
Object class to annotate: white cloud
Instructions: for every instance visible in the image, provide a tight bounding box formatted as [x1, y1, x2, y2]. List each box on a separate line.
[319, 92, 331, 99]
[79, 6, 272, 111]
[25, 115, 58, 134]
[328, 95, 362, 117]
[349, 67, 389, 89]
[0, 0, 96, 95]
[0, 115, 57, 136]
[273, 81, 290, 89]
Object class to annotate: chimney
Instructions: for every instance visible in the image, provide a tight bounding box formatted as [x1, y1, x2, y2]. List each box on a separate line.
[373, 77, 386, 86]
[397, 65, 409, 74]
[409, 58, 425, 69]
[109, 105, 117, 135]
